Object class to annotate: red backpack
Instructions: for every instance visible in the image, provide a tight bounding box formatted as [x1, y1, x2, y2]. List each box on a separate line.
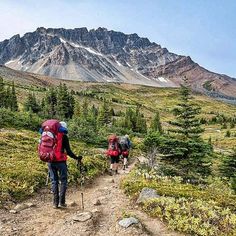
[106, 135, 120, 157]
[38, 119, 61, 162]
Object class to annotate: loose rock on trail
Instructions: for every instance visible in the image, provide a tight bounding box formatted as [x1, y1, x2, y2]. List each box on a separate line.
[0, 164, 182, 236]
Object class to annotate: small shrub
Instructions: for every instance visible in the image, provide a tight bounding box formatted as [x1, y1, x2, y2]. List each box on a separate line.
[143, 197, 236, 236]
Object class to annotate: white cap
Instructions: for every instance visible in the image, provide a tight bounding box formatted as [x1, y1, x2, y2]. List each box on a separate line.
[60, 121, 67, 129]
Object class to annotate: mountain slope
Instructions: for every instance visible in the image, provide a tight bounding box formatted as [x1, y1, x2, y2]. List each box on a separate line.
[1, 27, 236, 98]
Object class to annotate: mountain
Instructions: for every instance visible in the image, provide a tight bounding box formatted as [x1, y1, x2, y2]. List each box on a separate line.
[1, 27, 236, 100]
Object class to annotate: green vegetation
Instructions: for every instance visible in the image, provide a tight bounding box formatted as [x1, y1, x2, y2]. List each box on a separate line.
[0, 129, 108, 205]
[120, 82, 236, 235]
[144, 197, 236, 236]
[203, 80, 214, 91]
[1, 74, 236, 235]
[121, 170, 236, 236]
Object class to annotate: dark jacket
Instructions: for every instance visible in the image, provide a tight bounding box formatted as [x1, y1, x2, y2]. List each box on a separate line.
[62, 134, 77, 159]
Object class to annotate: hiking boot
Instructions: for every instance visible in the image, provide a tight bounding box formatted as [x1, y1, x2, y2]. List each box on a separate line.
[59, 203, 67, 208]
[53, 204, 59, 209]
[108, 169, 113, 176]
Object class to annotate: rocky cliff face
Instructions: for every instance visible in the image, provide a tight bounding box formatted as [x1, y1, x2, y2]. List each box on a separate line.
[1, 27, 236, 98]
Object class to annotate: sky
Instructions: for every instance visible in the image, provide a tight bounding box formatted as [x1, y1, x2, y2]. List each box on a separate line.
[0, 0, 236, 77]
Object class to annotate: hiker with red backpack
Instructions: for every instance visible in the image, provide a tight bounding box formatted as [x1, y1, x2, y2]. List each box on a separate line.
[38, 120, 82, 209]
[106, 134, 121, 175]
[119, 134, 132, 170]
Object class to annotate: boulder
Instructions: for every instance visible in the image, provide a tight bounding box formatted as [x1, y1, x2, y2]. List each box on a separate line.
[136, 187, 160, 204]
[118, 217, 139, 228]
[13, 203, 29, 212]
[73, 212, 92, 222]
[137, 156, 148, 165]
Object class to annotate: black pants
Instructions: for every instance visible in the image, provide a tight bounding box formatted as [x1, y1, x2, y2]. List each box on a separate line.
[48, 162, 68, 206]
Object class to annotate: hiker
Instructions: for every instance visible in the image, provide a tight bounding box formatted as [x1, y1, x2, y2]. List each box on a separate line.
[119, 134, 132, 170]
[38, 120, 82, 208]
[106, 134, 121, 175]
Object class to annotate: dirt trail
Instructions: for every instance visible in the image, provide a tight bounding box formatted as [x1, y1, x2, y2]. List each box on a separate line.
[0, 164, 182, 236]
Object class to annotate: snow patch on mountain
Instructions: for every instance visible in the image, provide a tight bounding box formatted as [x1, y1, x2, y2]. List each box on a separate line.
[5, 60, 17, 65]
[158, 77, 168, 82]
[59, 37, 103, 56]
[116, 60, 122, 66]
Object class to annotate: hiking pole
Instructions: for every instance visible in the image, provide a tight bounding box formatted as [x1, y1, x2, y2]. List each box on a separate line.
[77, 159, 86, 211]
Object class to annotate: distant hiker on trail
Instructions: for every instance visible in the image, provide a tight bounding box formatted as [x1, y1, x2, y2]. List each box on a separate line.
[106, 134, 121, 175]
[38, 119, 82, 209]
[119, 134, 132, 170]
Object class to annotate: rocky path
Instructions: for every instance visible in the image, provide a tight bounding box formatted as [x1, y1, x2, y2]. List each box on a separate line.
[0, 164, 182, 236]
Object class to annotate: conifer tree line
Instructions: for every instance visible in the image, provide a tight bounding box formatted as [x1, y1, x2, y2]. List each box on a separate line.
[0, 77, 156, 135]
[24, 83, 75, 119]
[143, 80, 213, 181]
[22, 82, 152, 134]
[0, 77, 18, 111]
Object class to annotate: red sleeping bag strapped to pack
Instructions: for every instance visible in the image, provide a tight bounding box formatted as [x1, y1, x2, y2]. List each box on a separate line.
[106, 135, 120, 157]
[122, 150, 129, 157]
[38, 119, 67, 162]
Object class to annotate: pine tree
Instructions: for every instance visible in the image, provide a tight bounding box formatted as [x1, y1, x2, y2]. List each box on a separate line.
[24, 92, 40, 113]
[225, 130, 231, 137]
[40, 98, 46, 117]
[56, 83, 68, 119]
[5, 86, 11, 109]
[97, 100, 111, 126]
[81, 99, 89, 120]
[68, 90, 75, 119]
[0, 77, 5, 108]
[230, 121, 235, 129]
[91, 104, 98, 117]
[45, 87, 57, 118]
[163, 81, 212, 179]
[220, 149, 236, 192]
[150, 111, 163, 133]
[110, 108, 115, 116]
[10, 82, 18, 111]
[73, 101, 81, 118]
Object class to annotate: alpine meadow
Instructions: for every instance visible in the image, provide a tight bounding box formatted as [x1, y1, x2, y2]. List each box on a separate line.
[0, 5, 236, 234]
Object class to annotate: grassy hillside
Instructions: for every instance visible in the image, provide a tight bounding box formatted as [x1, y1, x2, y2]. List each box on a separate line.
[1, 70, 236, 207]
[7, 76, 236, 151]
[0, 129, 108, 205]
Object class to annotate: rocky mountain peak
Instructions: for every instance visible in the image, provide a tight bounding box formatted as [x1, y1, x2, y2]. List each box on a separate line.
[0, 27, 236, 99]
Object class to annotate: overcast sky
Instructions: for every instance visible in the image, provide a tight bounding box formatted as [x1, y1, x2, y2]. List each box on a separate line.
[0, 0, 236, 77]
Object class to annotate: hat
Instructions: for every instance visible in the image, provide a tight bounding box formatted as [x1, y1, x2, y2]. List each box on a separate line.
[60, 121, 67, 129]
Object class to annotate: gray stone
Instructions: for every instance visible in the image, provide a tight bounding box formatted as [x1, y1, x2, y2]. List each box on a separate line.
[68, 201, 78, 207]
[9, 210, 17, 214]
[93, 199, 101, 206]
[25, 202, 36, 208]
[13, 203, 29, 212]
[91, 208, 100, 214]
[136, 187, 160, 204]
[118, 217, 139, 228]
[73, 212, 92, 222]
[137, 156, 149, 165]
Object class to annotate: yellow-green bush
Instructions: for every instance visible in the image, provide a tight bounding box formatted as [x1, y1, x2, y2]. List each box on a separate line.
[121, 170, 236, 209]
[0, 129, 108, 206]
[121, 169, 236, 235]
[143, 197, 236, 236]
